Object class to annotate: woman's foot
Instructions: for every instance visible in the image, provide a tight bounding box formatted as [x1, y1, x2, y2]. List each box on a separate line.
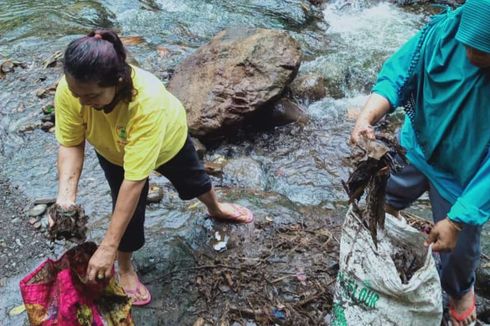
[449, 289, 477, 326]
[118, 267, 151, 306]
[208, 203, 254, 224]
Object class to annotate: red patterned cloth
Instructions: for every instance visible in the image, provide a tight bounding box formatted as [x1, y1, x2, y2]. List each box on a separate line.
[19, 242, 133, 325]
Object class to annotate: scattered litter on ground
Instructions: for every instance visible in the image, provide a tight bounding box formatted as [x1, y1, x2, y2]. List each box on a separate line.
[145, 210, 341, 325]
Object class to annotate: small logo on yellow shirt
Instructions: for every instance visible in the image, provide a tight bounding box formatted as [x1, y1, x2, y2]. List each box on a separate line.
[116, 126, 128, 146]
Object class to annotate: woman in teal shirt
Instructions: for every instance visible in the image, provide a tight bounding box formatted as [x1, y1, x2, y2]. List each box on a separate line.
[351, 1, 490, 325]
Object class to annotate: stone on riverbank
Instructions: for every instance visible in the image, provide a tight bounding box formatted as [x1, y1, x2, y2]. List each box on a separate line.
[168, 28, 301, 138]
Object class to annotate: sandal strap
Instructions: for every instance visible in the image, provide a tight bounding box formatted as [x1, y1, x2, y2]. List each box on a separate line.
[449, 293, 476, 322]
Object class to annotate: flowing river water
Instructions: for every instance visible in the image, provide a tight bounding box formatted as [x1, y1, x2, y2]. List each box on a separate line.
[0, 0, 489, 324]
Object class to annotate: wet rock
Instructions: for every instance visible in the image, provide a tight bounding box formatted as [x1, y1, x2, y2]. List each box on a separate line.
[204, 161, 225, 177]
[392, 0, 465, 6]
[41, 104, 55, 115]
[1, 60, 15, 73]
[35, 83, 57, 99]
[41, 121, 54, 132]
[289, 73, 327, 102]
[324, 77, 346, 99]
[15, 103, 25, 113]
[29, 204, 47, 217]
[168, 28, 301, 138]
[41, 113, 55, 123]
[34, 197, 56, 205]
[477, 294, 490, 323]
[308, 0, 327, 5]
[223, 157, 265, 190]
[476, 262, 490, 299]
[40, 216, 49, 229]
[0, 60, 26, 79]
[18, 122, 40, 133]
[147, 184, 164, 203]
[269, 98, 308, 126]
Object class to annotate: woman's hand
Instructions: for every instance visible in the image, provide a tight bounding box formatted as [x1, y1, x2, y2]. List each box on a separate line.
[350, 120, 375, 145]
[424, 218, 461, 252]
[349, 94, 391, 145]
[86, 244, 117, 282]
[48, 200, 78, 228]
[56, 199, 77, 210]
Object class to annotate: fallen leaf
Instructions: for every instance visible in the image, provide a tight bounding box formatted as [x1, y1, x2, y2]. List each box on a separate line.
[223, 271, 234, 288]
[156, 45, 170, 58]
[43, 51, 63, 69]
[193, 317, 205, 326]
[187, 201, 200, 210]
[121, 36, 145, 46]
[9, 304, 25, 317]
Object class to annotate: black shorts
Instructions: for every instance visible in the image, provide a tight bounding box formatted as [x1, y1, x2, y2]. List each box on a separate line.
[154, 135, 212, 200]
[96, 135, 212, 252]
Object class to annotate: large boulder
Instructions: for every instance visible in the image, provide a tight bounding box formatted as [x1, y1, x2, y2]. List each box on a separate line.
[167, 28, 301, 138]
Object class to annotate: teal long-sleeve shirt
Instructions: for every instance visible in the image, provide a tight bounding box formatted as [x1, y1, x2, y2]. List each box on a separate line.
[372, 8, 490, 226]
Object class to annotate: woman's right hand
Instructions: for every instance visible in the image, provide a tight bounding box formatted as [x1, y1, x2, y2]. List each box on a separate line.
[350, 119, 375, 145]
[350, 94, 391, 145]
[56, 198, 77, 210]
[48, 199, 77, 227]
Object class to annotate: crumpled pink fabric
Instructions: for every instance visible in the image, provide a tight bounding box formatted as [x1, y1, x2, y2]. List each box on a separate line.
[19, 242, 133, 325]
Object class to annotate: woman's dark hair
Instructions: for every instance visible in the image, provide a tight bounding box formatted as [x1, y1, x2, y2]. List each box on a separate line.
[63, 29, 134, 106]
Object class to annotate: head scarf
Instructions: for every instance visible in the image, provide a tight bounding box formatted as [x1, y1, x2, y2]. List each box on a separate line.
[456, 0, 490, 53]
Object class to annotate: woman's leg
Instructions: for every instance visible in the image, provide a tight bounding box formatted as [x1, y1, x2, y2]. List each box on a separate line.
[429, 185, 480, 325]
[96, 153, 150, 302]
[156, 136, 253, 223]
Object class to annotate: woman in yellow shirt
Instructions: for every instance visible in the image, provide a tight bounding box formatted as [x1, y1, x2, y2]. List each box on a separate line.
[54, 29, 253, 305]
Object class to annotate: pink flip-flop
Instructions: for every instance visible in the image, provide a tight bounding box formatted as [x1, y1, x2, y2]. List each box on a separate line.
[211, 204, 254, 224]
[449, 291, 476, 326]
[123, 279, 152, 306]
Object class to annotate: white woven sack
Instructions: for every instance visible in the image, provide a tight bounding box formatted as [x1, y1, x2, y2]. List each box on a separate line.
[331, 207, 442, 326]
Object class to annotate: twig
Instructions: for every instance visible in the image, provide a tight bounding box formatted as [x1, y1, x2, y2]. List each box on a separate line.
[146, 264, 244, 284]
[482, 253, 490, 261]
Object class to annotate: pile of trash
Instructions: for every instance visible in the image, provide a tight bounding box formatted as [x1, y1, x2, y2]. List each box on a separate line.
[47, 204, 88, 243]
[332, 135, 442, 325]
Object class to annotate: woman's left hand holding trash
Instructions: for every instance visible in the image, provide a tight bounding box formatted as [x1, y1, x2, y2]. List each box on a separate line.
[86, 243, 117, 282]
[424, 217, 463, 252]
[86, 179, 147, 283]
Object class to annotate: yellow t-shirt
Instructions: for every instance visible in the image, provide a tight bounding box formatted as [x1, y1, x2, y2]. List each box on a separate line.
[55, 66, 188, 181]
